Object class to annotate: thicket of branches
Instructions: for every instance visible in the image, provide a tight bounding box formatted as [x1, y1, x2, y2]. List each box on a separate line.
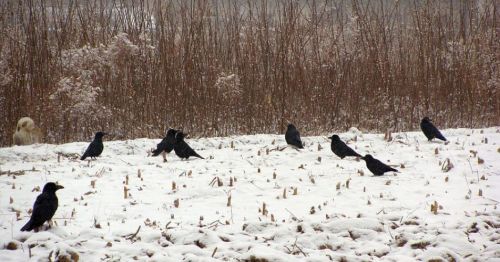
[0, 0, 498, 145]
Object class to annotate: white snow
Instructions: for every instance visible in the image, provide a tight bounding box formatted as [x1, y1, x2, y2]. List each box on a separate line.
[0, 127, 499, 261]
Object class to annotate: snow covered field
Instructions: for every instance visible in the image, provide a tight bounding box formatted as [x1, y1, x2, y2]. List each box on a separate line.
[0, 127, 499, 261]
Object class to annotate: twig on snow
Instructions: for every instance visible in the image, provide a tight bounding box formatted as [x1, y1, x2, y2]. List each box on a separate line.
[124, 225, 141, 240]
[285, 208, 299, 221]
[249, 181, 264, 190]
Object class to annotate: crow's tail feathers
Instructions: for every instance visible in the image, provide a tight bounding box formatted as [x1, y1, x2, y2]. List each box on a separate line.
[290, 142, 303, 149]
[20, 221, 32, 232]
[151, 149, 161, 156]
[436, 133, 447, 142]
[80, 154, 87, 161]
[194, 153, 204, 159]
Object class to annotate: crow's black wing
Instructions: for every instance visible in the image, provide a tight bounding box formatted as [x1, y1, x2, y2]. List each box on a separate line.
[339, 141, 361, 157]
[181, 141, 204, 159]
[420, 122, 434, 140]
[286, 129, 303, 148]
[152, 138, 168, 156]
[187, 147, 204, 159]
[432, 126, 447, 141]
[164, 135, 177, 153]
[21, 193, 58, 231]
[374, 159, 398, 173]
[421, 121, 447, 141]
[81, 140, 103, 160]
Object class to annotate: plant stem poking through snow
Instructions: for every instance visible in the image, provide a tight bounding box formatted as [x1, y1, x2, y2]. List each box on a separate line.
[124, 226, 141, 242]
[431, 201, 439, 214]
[441, 158, 454, 172]
[261, 203, 268, 216]
[384, 130, 392, 142]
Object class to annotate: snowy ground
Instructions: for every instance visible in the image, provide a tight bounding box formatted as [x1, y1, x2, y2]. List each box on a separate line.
[0, 127, 499, 261]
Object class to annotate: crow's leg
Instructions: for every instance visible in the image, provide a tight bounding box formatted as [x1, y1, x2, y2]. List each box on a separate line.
[162, 151, 167, 162]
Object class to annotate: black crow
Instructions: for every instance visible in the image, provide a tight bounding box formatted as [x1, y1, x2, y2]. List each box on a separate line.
[80, 132, 106, 160]
[420, 117, 447, 141]
[361, 154, 398, 176]
[328, 135, 361, 159]
[21, 182, 64, 232]
[285, 124, 304, 149]
[152, 129, 178, 156]
[173, 132, 204, 160]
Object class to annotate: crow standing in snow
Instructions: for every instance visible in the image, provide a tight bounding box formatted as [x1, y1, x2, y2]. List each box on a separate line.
[173, 132, 204, 160]
[361, 154, 398, 176]
[21, 182, 64, 232]
[420, 117, 447, 142]
[152, 129, 178, 157]
[285, 124, 304, 149]
[328, 135, 361, 159]
[80, 132, 107, 160]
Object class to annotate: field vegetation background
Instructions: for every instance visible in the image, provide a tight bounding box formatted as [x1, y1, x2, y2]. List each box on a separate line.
[0, 0, 498, 145]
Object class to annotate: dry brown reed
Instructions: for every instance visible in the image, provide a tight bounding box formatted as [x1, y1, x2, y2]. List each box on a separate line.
[0, 0, 498, 145]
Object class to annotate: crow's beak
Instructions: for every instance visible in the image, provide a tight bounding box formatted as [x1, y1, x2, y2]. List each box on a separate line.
[327, 136, 332, 139]
[360, 156, 366, 160]
[56, 185, 64, 190]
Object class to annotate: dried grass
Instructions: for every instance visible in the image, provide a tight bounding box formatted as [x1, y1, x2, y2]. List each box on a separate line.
[0, 1, 498, 145]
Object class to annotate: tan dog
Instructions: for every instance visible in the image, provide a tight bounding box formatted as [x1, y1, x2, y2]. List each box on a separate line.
[13, 117, 42, 145]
